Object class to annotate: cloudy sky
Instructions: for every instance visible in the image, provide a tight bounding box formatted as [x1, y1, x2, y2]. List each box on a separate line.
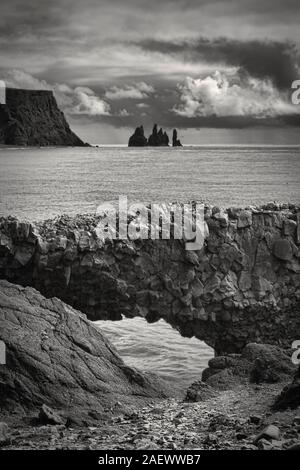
[1, 0, 300, 143]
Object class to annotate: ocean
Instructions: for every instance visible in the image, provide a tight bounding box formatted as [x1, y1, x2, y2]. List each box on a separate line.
[1, 145, 300, 389]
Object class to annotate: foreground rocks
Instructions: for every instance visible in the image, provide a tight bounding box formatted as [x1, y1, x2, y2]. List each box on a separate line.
[0, 88, 88, 146]
[272, 366, 300, 411]
[0, 203, 299, 354]
[3, 382, 300, 450]
[0, 280, 170, 424]
[202, 343, 296, 390]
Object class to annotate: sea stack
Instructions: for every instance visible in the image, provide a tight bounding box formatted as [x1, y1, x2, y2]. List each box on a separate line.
[172, 129, 182, 147]
[128, 125, 148, 146]
[148, 124, 169, 146]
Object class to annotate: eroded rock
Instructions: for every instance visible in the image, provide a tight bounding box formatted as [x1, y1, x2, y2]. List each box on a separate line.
[0, 280, 170, 423]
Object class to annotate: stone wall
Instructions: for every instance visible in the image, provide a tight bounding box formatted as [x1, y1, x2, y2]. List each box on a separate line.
[0, 203, 299, 354]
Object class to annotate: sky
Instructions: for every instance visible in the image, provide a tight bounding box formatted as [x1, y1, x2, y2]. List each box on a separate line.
[1, 0, 300, 144]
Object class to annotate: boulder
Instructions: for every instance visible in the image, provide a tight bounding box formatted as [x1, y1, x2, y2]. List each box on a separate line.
[0, 280, 170, 423]
[272, 365, 300, 410]
[202, 343, 295, 390]
[185, 380, 217, 402]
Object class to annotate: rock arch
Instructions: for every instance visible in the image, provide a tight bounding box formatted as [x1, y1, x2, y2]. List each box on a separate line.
[0, 204, 299, 354]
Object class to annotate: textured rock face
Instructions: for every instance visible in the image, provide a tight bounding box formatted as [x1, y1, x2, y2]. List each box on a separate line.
[0, 280, 168, 420]
[0, 88, 87, 146]
[0, 204, 299, 354]
[201, 343, 296, 390]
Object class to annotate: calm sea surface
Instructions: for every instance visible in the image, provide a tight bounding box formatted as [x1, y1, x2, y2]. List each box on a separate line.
[1, 145, 300, 388]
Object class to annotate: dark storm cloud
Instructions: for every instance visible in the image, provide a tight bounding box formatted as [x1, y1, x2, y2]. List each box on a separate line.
[134, 37, 299, 89]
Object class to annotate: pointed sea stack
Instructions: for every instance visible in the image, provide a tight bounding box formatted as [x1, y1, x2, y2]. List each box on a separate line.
[172, 129, 182, 147]
[148, 124, 169, 146]
[128, 125, 148, 146]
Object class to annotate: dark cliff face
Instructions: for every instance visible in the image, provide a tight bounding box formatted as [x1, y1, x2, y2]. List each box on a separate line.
[0, 88, 87, 147]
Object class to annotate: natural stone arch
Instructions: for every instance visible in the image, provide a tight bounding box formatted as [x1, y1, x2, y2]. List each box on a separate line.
[0, 204, 299, 354]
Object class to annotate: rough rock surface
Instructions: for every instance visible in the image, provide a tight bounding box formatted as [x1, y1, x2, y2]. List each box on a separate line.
[185, 380, 218, 402]
[4, 382, 300, 450]
[0, 280, 169, 422]
[202, 343, 296, 390]
[0, 203, 299, 354]
[0, 88, 87, 146]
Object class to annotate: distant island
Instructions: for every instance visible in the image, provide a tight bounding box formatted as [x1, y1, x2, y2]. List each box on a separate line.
[128, 124, 183, 147]
[0, 88, 89, 147]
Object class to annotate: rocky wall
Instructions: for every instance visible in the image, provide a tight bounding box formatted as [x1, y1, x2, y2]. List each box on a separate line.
[0, 203, 299, 354]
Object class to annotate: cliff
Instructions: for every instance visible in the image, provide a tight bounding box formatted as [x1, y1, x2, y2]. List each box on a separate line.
[0, 280, 169, 421]
[0, 88, 87, 146]
[0, 203, 299, 354]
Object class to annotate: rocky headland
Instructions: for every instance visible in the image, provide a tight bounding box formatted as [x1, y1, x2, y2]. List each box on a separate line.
[0, 88, 88, 146]
[128, 124, 182, 147]
[0, 202, 300, 450]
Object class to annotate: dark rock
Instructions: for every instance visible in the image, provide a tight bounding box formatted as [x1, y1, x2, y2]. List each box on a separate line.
[148, 124, 169, 146]
[128, 125, 148, 147]
[273, 239, 293, 261]
[256, 438, 274, 450]
[272, 365, 300, 410]
[287, 442, 300, 450]
[0, 280, 170, 423]
[250, 415, 262, 425]
[185, 380, 217, 402]
[172, 129, 182, 147]
[0, 88, 87, 147]
[202, 343, 295, 390]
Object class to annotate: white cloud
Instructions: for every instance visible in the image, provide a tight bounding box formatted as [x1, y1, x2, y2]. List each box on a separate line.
[173, 71, 299, 118]
[136, 102, 149, 108]
[105, 82, 154, 100]
[3, 69, 111, 116]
